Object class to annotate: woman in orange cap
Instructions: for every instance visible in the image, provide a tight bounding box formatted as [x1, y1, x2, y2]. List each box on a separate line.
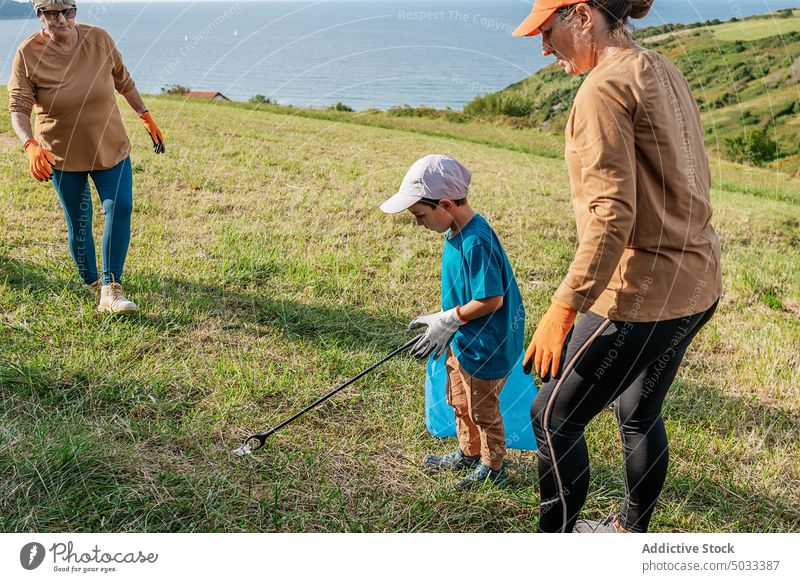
[8, 1, 165, 314]
[515, 0, 722, 533]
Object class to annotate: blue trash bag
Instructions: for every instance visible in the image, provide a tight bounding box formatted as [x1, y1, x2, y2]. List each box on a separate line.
[424, 350, 538, 451]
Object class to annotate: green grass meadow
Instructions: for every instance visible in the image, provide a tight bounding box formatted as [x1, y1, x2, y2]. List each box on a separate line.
[467, 11, 800, 174]
[1, 88, 799, 532]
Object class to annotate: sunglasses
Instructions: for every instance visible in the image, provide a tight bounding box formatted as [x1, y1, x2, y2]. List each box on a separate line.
[39, 8, 77, 21]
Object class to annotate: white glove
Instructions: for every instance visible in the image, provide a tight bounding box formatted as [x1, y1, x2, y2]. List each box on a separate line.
[408, 307, 466, 359]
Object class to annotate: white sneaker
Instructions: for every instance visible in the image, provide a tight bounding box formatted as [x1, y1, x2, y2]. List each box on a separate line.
[98, 282, 138, 314]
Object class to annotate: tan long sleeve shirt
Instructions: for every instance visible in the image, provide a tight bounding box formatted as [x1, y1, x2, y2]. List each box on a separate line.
[555, 47, 722, 322]
[8, 23, 135, 172]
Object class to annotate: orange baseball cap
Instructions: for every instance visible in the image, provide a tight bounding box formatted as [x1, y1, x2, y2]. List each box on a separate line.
[513, 0, 589, 37]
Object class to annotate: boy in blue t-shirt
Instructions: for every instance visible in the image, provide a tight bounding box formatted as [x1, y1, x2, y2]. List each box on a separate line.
[380, 154, 525, 489]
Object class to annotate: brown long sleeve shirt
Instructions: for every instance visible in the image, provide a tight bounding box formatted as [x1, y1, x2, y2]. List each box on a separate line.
[555, 47, 722, 322]
[8, 23, 135, 171]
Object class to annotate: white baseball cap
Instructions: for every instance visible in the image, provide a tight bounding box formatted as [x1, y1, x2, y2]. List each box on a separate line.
[380, 154, 472, 214]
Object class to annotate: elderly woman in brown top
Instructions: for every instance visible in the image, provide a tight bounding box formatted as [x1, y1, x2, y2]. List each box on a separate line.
[513, 0, 722, 533]
[8, 0, 165, 314]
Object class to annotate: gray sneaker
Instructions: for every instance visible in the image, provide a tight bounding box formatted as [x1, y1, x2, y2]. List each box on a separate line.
[423, 449, 480, 473]
[573, 515, 625, 533]
[455, 461, 507, 490]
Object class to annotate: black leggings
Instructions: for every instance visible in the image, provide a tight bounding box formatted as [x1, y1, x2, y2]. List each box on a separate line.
[531, 301, 718, 533]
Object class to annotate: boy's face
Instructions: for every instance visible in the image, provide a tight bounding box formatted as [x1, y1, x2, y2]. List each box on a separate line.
[407, 201, 454, 233]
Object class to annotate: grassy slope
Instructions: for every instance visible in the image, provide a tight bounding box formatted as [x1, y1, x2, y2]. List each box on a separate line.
[1, 89, 799, 532]
[465, 10, 800, 174]
[711, 10, 800, 41]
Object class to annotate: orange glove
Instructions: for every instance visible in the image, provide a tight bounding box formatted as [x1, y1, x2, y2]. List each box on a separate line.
[139, 111, 165, 154]
[24, 139, 56, 182]
[523, 299, 577, 380]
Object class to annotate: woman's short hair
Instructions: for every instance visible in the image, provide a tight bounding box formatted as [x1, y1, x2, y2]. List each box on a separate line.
[560, 0, 654, 35]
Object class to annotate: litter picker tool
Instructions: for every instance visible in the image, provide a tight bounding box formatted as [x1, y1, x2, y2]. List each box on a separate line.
[233, 334, 423, 457]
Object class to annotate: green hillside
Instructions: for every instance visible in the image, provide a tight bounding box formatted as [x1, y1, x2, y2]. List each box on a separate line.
[465, 9, 800, 174]
[1, 86, 799, 532]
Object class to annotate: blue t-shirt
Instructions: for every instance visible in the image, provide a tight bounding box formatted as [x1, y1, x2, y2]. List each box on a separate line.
[441, 214, 525, 380]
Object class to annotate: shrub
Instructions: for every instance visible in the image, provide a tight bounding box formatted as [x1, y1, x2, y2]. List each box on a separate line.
[160, 84, 190, 96]
[249, 94, 275, 105]
[711, 92, 737, 109]
[385, 105, 466, 123]
[732, 65, 753, 82]
[329, 102, 354, 112]
[772, 100, 798, 120]
[464, 92, 531, 118]
[724, 128, 780, 166]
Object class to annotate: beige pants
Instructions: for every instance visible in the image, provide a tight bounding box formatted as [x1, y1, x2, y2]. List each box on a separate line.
[445, 349, 507, 470]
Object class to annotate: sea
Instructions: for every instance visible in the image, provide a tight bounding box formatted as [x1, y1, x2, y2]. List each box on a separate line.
[2, 0, 798, 110]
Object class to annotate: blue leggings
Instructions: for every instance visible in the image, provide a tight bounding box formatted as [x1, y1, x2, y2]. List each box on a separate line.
[51, 157, 133, 285]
